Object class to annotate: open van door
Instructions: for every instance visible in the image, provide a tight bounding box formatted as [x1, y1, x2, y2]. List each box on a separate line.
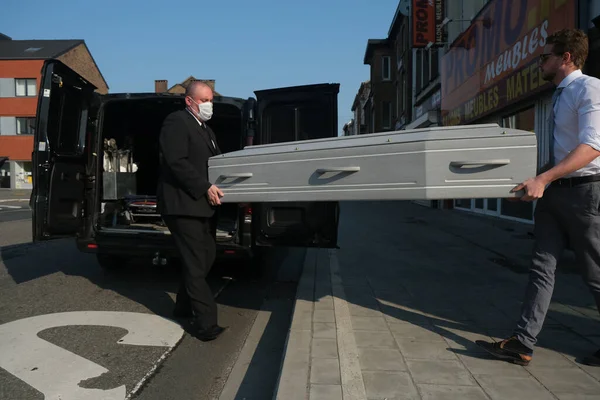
[32, 60, 97, 242]
[251, 84, 340, 248]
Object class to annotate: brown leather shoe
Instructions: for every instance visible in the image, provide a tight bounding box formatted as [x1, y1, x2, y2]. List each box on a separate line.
[476, 337, 533, 366]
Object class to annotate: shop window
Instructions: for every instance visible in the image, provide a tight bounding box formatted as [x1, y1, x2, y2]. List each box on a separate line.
[0, 161, 10, 188]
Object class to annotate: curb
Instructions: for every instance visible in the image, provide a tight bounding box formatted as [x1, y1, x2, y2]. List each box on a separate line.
[272, 248, 317, 400]
[0, 199, 29, 203]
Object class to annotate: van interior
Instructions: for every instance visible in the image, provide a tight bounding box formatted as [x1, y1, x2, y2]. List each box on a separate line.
[97, 97, 244, 242]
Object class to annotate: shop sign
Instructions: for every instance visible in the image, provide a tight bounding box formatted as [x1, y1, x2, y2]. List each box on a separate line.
[413, 0, 446, 48]
[415, 89, 441, 119]
[441, 0, 576, 126]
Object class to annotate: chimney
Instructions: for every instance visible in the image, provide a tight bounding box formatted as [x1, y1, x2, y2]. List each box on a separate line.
[155, 80, 168, 93]
[204, 79, 215, 92]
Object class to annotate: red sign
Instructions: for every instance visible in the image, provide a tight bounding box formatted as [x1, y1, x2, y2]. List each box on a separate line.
[413, 0, 435, 48]
[441, 0, 576, 125]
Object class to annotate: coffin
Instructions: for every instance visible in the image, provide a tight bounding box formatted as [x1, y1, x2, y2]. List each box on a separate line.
[208, 124, 537, 203]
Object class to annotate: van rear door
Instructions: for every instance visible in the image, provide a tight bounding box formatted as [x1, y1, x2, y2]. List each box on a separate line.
[252, 84, 340, 248]
[32, 60, 98, 241]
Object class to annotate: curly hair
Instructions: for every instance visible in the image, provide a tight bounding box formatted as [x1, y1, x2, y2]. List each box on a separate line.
[547, 28, 589, 69]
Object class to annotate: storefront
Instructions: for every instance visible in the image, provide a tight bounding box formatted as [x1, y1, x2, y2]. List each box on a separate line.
[0, 160, 10, 189]
[14, 161, 32, 189]
[440, 0, 579, 223]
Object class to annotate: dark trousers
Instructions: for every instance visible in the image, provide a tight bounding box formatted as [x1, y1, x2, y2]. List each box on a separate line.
[514, 181, 600, 349]
[163, 215, 217, 330]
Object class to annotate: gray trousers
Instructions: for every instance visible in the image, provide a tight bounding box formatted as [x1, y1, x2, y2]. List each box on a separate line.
[514, 181, 600, 350]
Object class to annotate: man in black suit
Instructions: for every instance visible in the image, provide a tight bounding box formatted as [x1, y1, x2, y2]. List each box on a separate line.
[157, 81, 225, 342]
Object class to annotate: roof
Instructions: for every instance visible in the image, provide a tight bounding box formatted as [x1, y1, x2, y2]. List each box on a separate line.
[388, 0, 410, 38]
[363, 39, 389, 64]
[0, 38, 83, 60]
[168, 76, 221, 96]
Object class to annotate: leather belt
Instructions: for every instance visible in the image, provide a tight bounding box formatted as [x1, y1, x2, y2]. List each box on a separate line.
[551, 174, 600, 188]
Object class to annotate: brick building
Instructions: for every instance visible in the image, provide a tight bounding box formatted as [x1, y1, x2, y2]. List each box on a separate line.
[154, 76, 221, 96]
[362, 39, 397, 133]
[0, 33, 108, 189]
[350, 81, 371, 135]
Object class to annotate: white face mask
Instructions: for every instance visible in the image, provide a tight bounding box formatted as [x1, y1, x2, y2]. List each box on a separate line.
[190, 99, 213, 121]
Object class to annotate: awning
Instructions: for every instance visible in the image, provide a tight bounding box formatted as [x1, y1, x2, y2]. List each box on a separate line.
[406, 111, 439, 130]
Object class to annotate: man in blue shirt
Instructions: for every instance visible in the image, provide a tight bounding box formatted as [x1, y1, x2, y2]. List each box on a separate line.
[477, 28, 600, 367]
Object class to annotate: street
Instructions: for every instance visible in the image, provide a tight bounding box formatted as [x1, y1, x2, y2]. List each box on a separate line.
[2, 200, 600, 400]
[0, 200, 30, 224]
[0, 208, 302, 400]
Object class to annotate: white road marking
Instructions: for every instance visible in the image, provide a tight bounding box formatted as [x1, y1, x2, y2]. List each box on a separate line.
[0, 205, 22, 210]
[0, 311, 184, 400]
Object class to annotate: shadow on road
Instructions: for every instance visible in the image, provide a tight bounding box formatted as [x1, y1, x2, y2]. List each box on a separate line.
[0, 237, 302, 400]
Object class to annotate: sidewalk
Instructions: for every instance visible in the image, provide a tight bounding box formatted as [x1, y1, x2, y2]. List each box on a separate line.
[0, 189, 31, 202]
[274, 201, 600, 400]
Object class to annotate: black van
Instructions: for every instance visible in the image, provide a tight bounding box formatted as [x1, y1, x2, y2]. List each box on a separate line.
[31, 60, 340, 269]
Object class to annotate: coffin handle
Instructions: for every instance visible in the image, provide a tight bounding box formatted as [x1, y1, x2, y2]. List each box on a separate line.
[316, 167, 361, 173]
[450, 159, 510, 168]
[220, 173, 253, 179]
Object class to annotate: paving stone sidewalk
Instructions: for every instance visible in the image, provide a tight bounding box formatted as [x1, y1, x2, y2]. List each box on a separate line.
[274, 201, 600, 400]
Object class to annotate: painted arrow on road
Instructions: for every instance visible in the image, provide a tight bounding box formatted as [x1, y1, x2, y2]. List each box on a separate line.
[0, 311, 184, 400]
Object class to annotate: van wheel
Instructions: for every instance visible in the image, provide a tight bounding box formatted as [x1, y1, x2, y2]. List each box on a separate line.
[96, 254, 127, 271]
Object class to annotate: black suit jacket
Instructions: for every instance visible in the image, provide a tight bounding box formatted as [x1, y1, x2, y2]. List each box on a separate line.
[157, 109, 222, 217]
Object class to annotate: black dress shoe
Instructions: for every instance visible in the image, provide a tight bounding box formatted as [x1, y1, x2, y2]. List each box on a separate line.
[193, 325, 227, 342]
[582, 349, 600, 367]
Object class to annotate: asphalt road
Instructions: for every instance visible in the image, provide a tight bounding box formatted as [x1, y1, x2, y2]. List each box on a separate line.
[0, 217, 303, 400]
[0, 201, 31, 223]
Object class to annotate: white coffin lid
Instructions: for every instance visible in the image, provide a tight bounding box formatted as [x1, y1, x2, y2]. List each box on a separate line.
[208, 124, 535, 162]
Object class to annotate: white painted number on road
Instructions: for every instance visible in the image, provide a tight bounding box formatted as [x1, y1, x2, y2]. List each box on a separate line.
[0, 311, 184, 400]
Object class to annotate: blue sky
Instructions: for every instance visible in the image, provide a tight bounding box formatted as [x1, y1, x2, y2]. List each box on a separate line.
[2, 0, 399, 135]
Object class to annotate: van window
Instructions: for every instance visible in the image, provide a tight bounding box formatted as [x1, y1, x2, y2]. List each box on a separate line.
[47, 84, 88, 156]
[262, 100, 334, 144]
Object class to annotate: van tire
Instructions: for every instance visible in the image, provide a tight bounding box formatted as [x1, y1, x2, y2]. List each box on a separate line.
[96, 254, 127, 271]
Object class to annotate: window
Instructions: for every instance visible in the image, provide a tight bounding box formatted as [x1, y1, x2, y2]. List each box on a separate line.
[416, 51, 422, 91]
[382, 56, 391, 81]
[16, 117, 35, 134]
[396, 83, 402, 119]
[431, 48, 440, 79]
[382, 101, 392, 129]
[15, 79, 37, 97]
[423, 50, 431, 87]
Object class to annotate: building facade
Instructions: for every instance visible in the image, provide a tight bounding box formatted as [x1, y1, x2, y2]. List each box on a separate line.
[389, 2, 413, 131]
[154, 76, 221, 96]
[440, 0, 596, 223]
[0, 34, 108, 190]
[351, 81, 371, 135]
[363, 39, 397, 133]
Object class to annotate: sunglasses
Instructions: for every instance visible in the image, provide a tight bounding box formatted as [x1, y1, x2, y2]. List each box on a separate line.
[539, 53, 554, 63]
